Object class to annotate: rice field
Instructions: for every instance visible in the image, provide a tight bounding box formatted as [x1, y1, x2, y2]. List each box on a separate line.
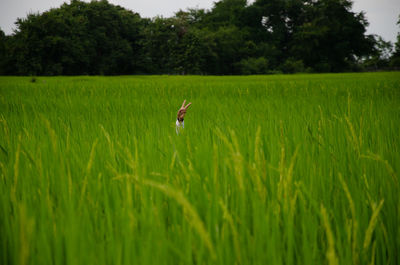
[0, 72, 399, 265]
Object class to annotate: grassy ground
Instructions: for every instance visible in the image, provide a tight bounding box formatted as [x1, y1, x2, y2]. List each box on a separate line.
[0, 72, 399, 265]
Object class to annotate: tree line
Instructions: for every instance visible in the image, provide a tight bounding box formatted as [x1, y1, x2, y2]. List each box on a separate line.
[0, 0, 399, 75]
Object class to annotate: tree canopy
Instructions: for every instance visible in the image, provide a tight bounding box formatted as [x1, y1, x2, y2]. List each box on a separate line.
[0, 0, 386, 75]
[389, 15, 400, 67]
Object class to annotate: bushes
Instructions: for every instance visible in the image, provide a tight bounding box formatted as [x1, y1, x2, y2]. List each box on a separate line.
[280, 58, 307, 74]
[237, 57, 269, 75]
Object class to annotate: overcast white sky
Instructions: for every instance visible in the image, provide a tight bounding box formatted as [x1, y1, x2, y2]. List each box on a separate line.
[0, 0, 399, 43]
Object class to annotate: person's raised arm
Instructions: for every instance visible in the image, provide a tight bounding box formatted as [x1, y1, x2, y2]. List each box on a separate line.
[176, 100, 191, 134]
[177, 100, 191, 123]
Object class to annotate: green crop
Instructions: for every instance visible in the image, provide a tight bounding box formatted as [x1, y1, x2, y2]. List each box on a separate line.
[0, 73, 399, 265]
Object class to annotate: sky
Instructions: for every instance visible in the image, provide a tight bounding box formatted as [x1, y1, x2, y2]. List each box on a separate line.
[0, 0, 399, 43]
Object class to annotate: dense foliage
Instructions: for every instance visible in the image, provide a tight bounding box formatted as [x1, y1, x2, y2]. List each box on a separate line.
[0, 0, 395, 75]
[389, 16, 400, 67]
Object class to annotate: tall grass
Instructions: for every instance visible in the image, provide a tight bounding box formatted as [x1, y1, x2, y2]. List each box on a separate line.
[0, 73, 399, 265]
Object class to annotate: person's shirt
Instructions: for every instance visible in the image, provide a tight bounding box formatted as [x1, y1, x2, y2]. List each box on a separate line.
[176, 119, 184, 134]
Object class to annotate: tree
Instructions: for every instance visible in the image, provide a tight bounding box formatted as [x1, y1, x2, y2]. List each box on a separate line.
[0, 29, 6, 74]
[390, 15, 400, 67]
[9, 0, 144, 75]
[201, 0, 247, 28]
[241, 0, 290, 69]
[289, 0, 374, 72]
[362, 35, 393, 70]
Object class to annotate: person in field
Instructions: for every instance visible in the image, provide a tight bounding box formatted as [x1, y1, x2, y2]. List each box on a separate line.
[176, 100, 191, 134]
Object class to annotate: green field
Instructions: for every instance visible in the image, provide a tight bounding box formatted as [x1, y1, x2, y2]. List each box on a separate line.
[1, 73, 399, 265]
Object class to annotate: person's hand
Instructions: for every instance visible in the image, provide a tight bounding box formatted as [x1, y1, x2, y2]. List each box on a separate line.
[177, 100, 191, 122]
